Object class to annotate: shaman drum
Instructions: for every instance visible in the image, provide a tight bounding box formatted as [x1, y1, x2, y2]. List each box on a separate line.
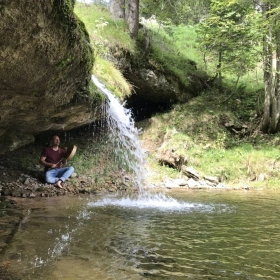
[64, 144, 77, 161]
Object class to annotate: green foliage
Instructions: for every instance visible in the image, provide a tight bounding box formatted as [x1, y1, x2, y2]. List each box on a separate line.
[56, 55, 73, 69]
[75, 3, 134, 52]
[197, 0, 262, 79]
[93, 56, 133, 99]
[74, 3, 135, 99]
[195, 142, 280, 187]
[139, 83, 280, 187]
[140, 0, 211, 25]
[139, 20, 203, 87]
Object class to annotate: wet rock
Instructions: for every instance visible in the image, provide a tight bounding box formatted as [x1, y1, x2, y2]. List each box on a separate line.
[156, 149, 186, 170]
[187, 178, 200, 188]
[216, 183, 232, 190]
[203, 175, 219, 184]
[108, 186, 117, 192]
[165, 180, 181, 189]
[11, 190, 22, 197]
[256, 173, 265, 182]
[24, 178, 30, 185]
[78, 188, 86, 194]
[70, 172, 78, 178]
[174, 178, 188, 186]
[2, 188, 12, 196]
[182, 166, 200, 180]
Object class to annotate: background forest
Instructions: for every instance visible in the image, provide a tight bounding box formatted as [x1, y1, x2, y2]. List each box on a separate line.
[75, 0, 280, 189]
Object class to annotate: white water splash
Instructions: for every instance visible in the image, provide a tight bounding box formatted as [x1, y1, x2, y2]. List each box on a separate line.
[87, 193, 230, 212]
[87, 195, 234, 213]
[89, 194, 194, 210]
[29, 207, 95, 271]
[92, 75, 146, 189]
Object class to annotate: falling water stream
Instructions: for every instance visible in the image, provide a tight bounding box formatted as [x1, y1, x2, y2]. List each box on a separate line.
[91, 75, 145, 191]
[91, 75, 187, 207]
[2, 77, 280, 279]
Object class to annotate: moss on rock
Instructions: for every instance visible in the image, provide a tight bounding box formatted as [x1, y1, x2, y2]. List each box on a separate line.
[0, 0, 101, 153]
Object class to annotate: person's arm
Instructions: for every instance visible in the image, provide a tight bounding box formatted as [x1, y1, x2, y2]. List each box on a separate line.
[61, 148, 67, 164]
[39, 156, 57, 169]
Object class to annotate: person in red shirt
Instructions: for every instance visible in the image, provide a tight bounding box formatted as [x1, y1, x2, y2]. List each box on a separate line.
[40, 135, 74, 189]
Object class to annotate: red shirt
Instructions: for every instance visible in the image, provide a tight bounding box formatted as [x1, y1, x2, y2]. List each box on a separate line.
[41, 147, 66, 171]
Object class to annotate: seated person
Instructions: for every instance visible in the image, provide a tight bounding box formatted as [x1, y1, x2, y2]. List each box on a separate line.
[39, 135, 74, 189]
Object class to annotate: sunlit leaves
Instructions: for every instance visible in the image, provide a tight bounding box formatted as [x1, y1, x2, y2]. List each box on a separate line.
[140, 0, 211, 25]
[197, 0, 262, 78]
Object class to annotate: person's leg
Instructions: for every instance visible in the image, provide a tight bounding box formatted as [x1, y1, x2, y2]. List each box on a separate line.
[45, 169, 60, 184]
[56, 166, 74, 182]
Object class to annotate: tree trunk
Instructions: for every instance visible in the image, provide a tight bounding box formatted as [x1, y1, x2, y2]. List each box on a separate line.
[261, 2, 274, 132]
[110, 0, 125, 20]
[217, 51, 222, 84]
[125, 0, 139, 39]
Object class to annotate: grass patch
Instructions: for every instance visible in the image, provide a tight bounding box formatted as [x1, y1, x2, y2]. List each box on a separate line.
[139, 20, 204, 87]
[145, 155, 179, 183]
[74, 3, 135, 100]
[93, 56, 133, 99]
[193, 144, 280, 185]
[139, 87, 280, 188]
[75, 3, 134, 51]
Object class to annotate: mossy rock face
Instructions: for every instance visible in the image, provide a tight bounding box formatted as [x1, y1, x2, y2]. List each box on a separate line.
[0, 0, 101, 153]
[110, 41, 208, 113]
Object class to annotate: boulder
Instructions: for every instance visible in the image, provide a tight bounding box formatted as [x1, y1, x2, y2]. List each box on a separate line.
[0, 0, 101, 153]
[156, 149, 186, 170]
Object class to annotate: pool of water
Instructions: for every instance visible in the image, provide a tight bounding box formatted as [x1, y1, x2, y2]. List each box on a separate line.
[2, 189, 280, 279]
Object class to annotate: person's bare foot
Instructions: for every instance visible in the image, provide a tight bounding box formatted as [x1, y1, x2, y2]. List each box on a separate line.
[55, 180, 64, 189]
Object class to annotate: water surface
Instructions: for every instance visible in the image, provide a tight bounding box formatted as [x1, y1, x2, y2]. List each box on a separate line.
[2, 190, 280, 279]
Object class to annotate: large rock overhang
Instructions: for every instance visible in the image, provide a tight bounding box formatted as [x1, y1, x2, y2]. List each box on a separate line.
[0, 0, 99, 153]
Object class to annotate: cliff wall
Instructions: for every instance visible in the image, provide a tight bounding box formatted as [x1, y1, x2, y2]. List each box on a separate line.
[0, 0, 99, 153]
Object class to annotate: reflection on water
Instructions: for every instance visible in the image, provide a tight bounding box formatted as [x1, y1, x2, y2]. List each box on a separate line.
[2, 190, 280, 280]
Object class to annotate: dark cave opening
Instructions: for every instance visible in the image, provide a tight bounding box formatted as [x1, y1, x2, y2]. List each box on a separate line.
[125, 95, 173, 122]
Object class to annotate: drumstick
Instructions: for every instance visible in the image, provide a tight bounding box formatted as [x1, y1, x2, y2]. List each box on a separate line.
[54, 146, 71, 167]
[54, 157, 65, 167]
[53, 145, 75, 167]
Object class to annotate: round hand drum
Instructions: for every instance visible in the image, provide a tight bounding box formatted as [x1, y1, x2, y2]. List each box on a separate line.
[64, 144, 77, 161]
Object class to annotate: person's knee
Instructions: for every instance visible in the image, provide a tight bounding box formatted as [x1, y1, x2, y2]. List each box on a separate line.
[45, 175, 50, 183]
[45, 173, 54, 184]
[68, 166, 74, 173]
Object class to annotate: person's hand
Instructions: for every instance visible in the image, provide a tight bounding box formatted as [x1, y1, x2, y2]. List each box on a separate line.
[50, 163, 57, 169]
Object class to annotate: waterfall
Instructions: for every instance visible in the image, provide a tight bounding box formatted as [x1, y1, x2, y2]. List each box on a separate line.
[90, 75, 195, 208]
[92, 75, 146, 191]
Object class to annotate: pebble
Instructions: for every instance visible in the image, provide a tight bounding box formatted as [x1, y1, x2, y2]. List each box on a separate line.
[29, 193, 36, 198]
[24, 178, 30, 185]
